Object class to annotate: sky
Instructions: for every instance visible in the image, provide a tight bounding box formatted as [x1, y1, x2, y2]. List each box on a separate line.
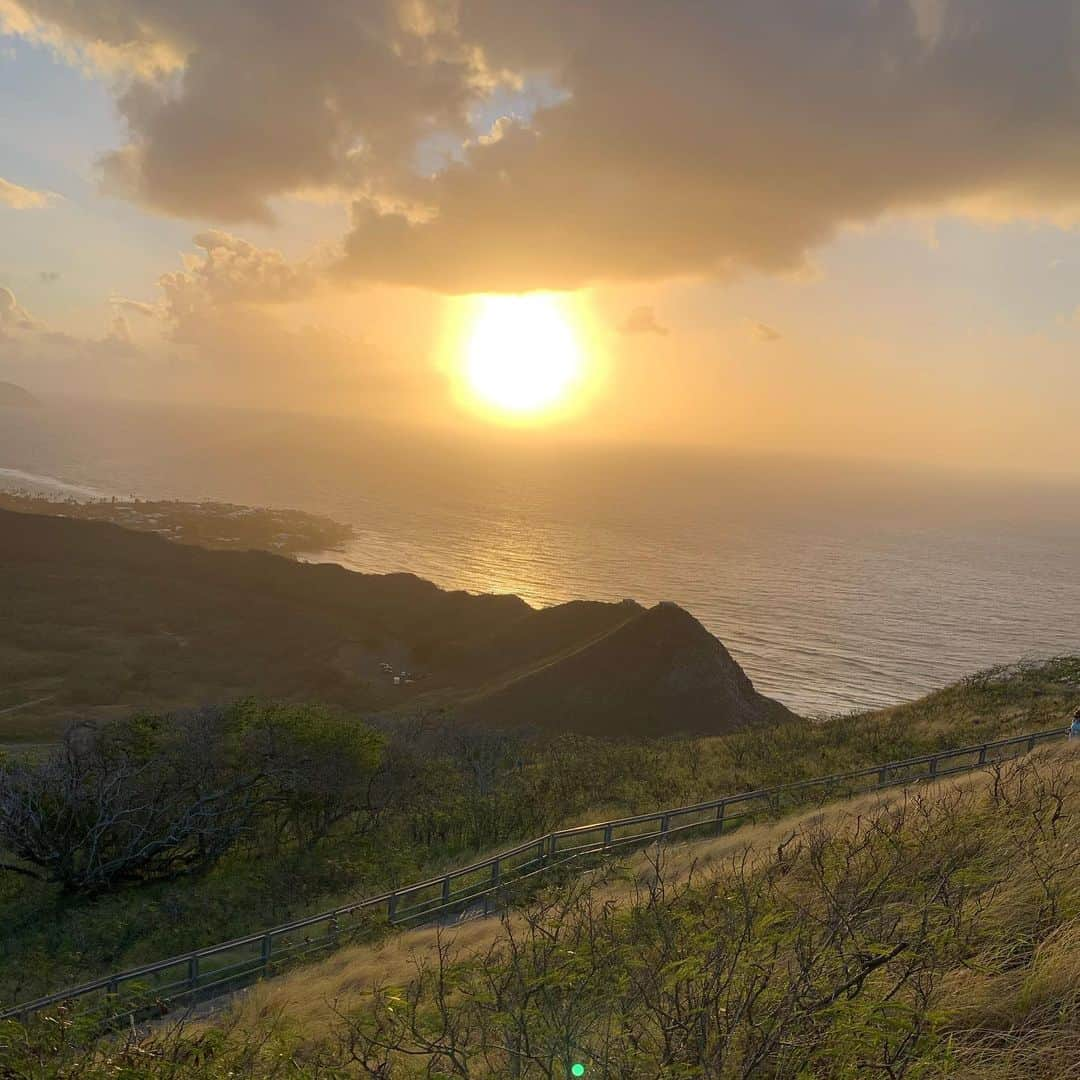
[1, 0, 1080, 478]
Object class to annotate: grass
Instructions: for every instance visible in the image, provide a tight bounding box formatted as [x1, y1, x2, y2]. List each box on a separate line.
[6, 742, 1077, 1077]
[0, 658, 1076, 1013]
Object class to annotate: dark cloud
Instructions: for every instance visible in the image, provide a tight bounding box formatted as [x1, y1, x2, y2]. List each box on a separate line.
[39, 270, 61, 284]
[620, 306, 669, 337]
[4, 1, 482, 223]
[9, 1, 1080, 291]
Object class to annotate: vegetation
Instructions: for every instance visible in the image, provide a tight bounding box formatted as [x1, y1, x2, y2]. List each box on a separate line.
[4, 743, 1077, 1077]
[0, 703, 383, 892]
[0, 658, 1075, 1019]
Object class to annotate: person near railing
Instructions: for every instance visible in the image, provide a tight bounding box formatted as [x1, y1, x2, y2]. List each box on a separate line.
[1070, 708, 1080, 740]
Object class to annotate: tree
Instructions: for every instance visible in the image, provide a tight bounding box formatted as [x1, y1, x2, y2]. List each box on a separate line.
[0, 710, 268, 892]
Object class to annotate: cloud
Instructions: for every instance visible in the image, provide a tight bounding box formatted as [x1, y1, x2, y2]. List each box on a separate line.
[100, 311, 136, 355]
[0, 176, 54, 209]
[134, 233, 397, 406]
[9, 1, 1080, 292]
[0, 285, 138, 359]
[620, 306, 669, 337]
[39, 270, 61, 283]
[39, 329, 79, 346]
[2, 0, 486, 223]
[0, 285, 32, 327]
[112, 297, 158, 317]
[156, 231, 318, 344]
[748, 321, 782, 344]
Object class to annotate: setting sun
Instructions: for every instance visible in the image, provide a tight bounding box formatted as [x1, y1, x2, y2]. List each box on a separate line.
[464, 295, 584, 418]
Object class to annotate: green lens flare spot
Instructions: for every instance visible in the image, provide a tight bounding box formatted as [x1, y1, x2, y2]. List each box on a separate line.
[571, 1065, 586, 1077]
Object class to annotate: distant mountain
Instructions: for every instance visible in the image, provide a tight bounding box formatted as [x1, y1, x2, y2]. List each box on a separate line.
[0, 381, 40, 408]
[0, 509, 794, 739]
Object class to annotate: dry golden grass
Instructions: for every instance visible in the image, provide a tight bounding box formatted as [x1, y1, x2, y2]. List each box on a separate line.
[219, 757, 1043, 1047]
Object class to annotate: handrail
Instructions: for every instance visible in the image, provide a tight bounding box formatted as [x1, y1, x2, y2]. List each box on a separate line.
[0, 725, 1067, 1024]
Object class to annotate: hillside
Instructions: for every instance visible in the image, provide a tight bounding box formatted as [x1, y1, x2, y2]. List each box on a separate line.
[0, 508, 790, 740]
[10, 741, 1079, 1077]
[460, 600, 792, 735]
[0, 657, 1074, 1023]
[228, 745, 1080, 1079]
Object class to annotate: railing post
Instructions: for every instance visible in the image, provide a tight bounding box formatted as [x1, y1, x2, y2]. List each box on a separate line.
[328, 916, 340, 948]
[548, 834, 557, 857]
[491, 860, 501, 887]
[388, 892, 398, 924]
[187, 955, 199, 992]
[660, 814, 670, 838]
[442, 875, 451, 905]
[261, 934, 272, 973]
[1028, 735, 1036, 753]
[877, 766, 888, 786]
[978, 745, 987, 765]
[928, 756, 938, 778]
[536, 839, 546, 865]
[715, 801, 725, 835]
[603, 823, 613, 849]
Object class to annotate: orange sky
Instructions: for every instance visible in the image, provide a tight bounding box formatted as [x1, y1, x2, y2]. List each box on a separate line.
[2, 1, 1080, 477]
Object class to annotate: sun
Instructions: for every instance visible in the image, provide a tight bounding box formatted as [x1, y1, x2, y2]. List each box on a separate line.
[463, 295, 584, 418]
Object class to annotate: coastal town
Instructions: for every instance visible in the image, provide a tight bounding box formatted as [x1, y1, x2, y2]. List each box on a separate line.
[0, 490, 354, 558]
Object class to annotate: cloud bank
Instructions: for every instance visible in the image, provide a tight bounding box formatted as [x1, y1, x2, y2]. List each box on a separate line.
[6, 1, 1080, 291]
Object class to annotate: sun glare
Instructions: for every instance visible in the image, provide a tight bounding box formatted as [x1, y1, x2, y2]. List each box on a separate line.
[463, 295, 584, 419]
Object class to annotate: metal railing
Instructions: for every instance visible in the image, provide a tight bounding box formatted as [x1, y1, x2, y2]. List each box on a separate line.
[1, 725, 1068, 1026]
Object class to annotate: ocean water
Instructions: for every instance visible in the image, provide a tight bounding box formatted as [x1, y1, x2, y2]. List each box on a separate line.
[2, 395, 1078, 717]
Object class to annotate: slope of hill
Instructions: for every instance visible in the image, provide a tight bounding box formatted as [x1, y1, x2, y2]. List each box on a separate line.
[12, 742, 1078, 1078]
[460, 600, 793, 735]
[0, 656, 1073, 1026]
[0, 509, 788, 740]
[196, 744, 1078, 1080]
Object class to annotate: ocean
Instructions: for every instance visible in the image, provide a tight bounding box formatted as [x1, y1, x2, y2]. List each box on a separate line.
[2, 395, 1078, 717]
